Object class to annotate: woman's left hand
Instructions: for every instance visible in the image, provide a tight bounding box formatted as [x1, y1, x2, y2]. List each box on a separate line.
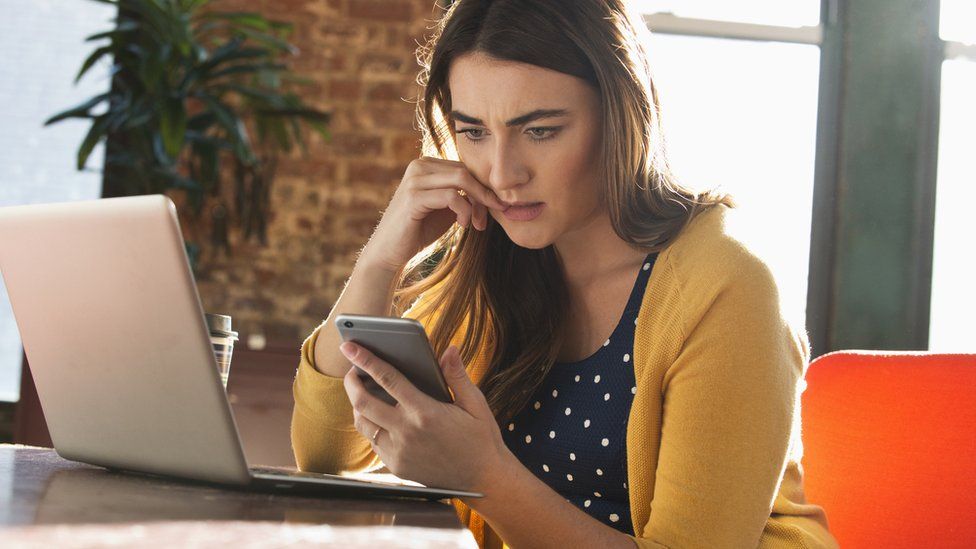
[339, 341, 511, 493]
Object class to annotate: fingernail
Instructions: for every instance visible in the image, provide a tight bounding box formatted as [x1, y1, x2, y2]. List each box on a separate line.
[339, 342, 358, 359]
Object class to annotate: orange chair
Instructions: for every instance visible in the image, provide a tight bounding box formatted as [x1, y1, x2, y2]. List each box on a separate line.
[801, 351, 976, 548]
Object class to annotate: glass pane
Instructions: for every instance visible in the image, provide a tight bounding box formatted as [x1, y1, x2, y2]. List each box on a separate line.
[940, 0, 976, 44]
[928, 59, 976, 352]
[633, 0, 820, 28]
[0, 0, 110, 401]
[648, 34, 821, 323]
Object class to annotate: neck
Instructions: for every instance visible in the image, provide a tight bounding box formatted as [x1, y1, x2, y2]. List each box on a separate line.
[553, 208, 648, 289]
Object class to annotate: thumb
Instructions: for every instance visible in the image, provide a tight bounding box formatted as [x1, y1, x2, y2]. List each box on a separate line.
[440, 345, 479, 407]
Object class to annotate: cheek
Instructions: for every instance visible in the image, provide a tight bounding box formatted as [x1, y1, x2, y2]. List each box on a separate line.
[551, 154, 601, 210]
[457, 147, 491, 186]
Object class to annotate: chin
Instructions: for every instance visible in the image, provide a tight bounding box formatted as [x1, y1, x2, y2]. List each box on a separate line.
[495, 223, 553, 250]
[510, 238, 551, 250]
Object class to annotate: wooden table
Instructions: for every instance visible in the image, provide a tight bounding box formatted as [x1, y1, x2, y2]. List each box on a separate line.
[0, 445, 477, 548]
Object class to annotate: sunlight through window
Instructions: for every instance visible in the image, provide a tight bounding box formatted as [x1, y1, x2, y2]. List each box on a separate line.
[929, 57, 976, 351]
[940, 0, 976, 45]
[647, 33, 821, 323]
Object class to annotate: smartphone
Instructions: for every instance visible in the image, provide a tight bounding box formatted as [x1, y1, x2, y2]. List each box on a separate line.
[335, 314, 453, 406]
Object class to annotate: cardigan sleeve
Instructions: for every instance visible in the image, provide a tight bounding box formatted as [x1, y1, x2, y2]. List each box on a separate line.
[290, 290, 440, 474]
[633, 246, 807, 548]
[290, 323, 383, 474]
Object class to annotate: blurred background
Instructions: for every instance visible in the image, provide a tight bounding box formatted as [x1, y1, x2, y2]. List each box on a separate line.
[0, 0, 972, 462]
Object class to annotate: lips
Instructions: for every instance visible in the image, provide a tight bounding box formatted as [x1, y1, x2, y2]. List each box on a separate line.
[502, 202, 544, 222]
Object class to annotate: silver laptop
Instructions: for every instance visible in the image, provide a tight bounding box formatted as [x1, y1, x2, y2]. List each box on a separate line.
[0, 194, 481, 500]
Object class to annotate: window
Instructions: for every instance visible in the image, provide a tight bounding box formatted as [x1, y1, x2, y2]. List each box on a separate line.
[928, 0, 976, 351]
[939, 0, 976, 44]
[636, 1, 822, 322]
[0, 0, 111, 401]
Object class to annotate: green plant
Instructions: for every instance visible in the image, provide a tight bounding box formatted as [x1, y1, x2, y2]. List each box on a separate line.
[45, 0, 329, 255]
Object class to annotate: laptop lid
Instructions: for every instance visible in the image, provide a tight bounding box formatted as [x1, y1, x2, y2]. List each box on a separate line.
[0, 195, 251, 485]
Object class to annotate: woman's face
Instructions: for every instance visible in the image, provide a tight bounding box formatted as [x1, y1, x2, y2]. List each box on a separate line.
[447, 52, 604, 250]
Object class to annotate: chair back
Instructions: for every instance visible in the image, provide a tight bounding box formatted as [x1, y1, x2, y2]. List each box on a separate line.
[801, 351, 976, 548]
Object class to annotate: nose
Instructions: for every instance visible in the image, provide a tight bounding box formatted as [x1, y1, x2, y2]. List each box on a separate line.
[486, 138, 530, 194]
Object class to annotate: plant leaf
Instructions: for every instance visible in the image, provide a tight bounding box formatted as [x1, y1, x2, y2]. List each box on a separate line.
[77, 115, 110, 170]
[197, 11, 271, 31]
[200, 95, 254, 163]
[74, 45, 114, 83]
[45, 93, 112, 126]
[85, 20, 140, 42]
[159, 96, 187, 159]
[235, 27, 297, 55]
[205, 62, 286, 81]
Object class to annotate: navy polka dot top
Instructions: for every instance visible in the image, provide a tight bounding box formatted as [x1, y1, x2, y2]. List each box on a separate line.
[500, 252, 657, 535]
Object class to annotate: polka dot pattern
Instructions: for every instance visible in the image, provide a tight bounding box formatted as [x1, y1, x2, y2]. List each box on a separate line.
[501, 252, 657, 536]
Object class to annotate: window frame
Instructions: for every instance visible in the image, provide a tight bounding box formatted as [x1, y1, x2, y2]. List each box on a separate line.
[643, 2, 966, 355]
[944, 40, 976, 61]
[643, 12, 823, 45]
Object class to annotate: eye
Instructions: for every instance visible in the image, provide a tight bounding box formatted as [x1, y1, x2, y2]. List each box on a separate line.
[457, 128, 486, 143]
[456, 126, 561, 144]
[527, 127, 560, 142]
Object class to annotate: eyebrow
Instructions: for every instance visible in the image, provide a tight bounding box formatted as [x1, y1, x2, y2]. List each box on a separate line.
[449, 108, 571, 127]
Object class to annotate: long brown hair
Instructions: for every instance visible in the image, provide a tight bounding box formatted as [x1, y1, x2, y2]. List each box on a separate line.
[394, 0, 732, 424]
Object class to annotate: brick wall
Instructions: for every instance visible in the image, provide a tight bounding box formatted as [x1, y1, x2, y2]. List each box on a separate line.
[184, 0, 446, 347]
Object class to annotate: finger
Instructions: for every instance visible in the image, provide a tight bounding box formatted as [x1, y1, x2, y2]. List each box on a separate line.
[471, 199, 488, 231]
[412, 186, 472, 223]
[414, 168, 508, 211]
[343, 364, 400, 430]
[438, 345, 486, 415]
[352, 408, 383, 444]
[462, 195, 485, 231]
[417, 189, 471, 228]
[340, 342, 426, 411]
[448, 191, 472, 228]
[455, 173, 508, 211]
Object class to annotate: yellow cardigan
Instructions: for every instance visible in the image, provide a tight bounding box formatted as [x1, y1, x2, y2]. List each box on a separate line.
[291, 205, 838, 548]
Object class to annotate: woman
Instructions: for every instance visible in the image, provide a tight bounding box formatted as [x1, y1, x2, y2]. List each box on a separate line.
[292, 1, 838, 547]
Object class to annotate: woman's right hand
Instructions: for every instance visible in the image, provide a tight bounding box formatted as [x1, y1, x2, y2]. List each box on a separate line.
[358, 156, 509, 273]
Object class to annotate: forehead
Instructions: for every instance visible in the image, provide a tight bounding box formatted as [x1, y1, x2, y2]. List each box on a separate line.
[447, 52, 597, 119]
